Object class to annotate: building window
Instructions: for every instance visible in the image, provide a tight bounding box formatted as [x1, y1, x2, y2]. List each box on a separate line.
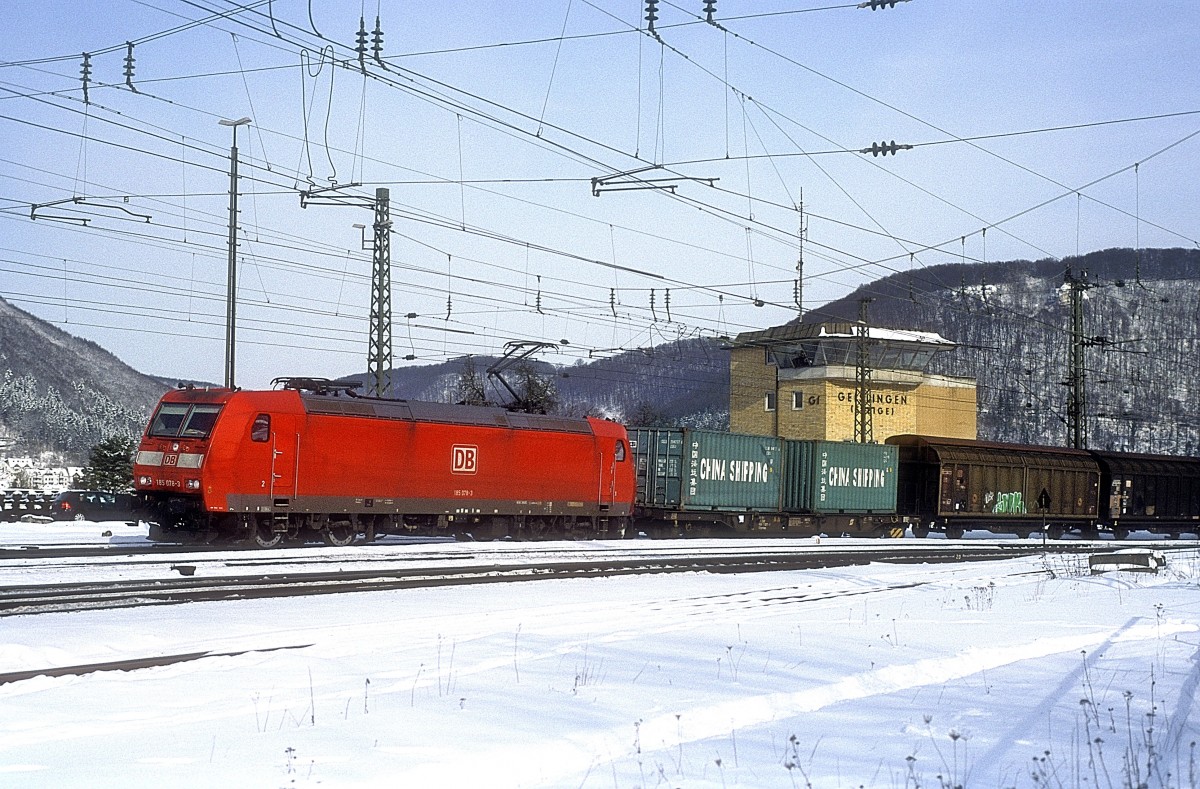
[764, 348, 776, 366]
[764, 392, 777, 412]
[792, 391, 804, 410]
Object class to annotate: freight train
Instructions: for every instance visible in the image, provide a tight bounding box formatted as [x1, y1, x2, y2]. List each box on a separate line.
[133, 379, 1200, 545]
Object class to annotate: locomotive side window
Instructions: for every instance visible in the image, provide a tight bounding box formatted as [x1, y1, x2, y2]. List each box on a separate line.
[615, 440, 627, 462]
[148, 404, 190, 437]
[181, 404, 223, 438]
[251, 414, 271, 442]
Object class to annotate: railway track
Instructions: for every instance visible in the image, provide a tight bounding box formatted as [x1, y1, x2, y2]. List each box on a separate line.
[0, 541, 1122, 616]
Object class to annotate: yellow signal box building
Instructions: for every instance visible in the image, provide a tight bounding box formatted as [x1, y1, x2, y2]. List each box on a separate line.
[730, 322, 977, 442]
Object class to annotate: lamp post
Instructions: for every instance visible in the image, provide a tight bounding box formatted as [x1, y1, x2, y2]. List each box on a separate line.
[219, 116, 251, 389]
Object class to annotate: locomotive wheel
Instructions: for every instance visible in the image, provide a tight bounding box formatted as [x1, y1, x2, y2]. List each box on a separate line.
[323, 524, 356, 547]
[945, 526, 964, 540]
[252, 523, 283, 549]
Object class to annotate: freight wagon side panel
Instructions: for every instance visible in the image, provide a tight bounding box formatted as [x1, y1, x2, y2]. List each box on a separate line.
[784, 441, 898, 514]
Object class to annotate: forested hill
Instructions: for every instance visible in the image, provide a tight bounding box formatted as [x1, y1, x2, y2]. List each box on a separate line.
[812, 247, 1200, 454]
[0, 297, 168, 459]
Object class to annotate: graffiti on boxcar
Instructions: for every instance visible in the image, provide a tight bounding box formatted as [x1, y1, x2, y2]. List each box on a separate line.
[991, 491, 1026, 514]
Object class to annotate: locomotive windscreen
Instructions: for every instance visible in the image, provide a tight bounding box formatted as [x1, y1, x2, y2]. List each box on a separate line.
[148, 403, 224, 439]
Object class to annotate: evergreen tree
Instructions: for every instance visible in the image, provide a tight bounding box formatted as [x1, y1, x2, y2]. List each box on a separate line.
[77, 435, 136, 492]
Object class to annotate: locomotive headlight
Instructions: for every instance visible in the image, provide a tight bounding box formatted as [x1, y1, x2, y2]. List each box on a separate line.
[186, 479, 201, 490]
[138, 475, 153, 486]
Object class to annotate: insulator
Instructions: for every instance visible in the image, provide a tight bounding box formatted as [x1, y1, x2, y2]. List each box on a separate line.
[645, 0, 659, 32]
[703, 0, 716, 23]
[609, 288, 617, 318]
[123, 42, 139, 93]
[536, 276, 543, 314]
[80, 53, 91, 104]
[650, 289, 657, 322]
[664, 289, 672, 322]
[356, 17, 368, 71]
[371, 16, 386, 66]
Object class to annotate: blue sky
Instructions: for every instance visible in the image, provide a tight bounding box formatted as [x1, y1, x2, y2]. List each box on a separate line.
[2, 1, 1198, 387]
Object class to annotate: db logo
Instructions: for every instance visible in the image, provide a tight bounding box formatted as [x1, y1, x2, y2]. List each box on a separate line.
[452, 445, 478, 475]
[163, 454, 179, 466]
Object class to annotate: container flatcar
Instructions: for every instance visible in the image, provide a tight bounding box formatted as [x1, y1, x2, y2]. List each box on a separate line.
[782, 440, 907, 538]
[631, 428, 783, 536]
[135, 380, 634, 546]
[630, 428, 904, 537]
[888, 435, 1100, 538]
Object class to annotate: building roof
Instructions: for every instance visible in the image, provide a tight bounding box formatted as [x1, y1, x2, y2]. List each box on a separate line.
[734, 321, 955, 348]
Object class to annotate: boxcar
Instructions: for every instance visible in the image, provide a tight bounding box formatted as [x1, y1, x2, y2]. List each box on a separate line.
[1091, 450, 1200, 538]
[889, 435, 1100, 538]
[135, 381, 634, 546]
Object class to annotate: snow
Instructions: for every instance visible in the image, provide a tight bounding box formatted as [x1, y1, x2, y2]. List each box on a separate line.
[1, 527, 1199, 788]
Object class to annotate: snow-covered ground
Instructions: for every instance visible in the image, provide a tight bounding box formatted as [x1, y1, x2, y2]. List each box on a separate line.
[1, 525, 1198, 788]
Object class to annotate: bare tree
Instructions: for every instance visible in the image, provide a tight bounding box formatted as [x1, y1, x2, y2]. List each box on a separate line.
[454, 357, 490, 406]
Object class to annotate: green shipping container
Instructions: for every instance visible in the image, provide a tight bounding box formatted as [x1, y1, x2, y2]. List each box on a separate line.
[783, 441, 898, 514]
[632, 428, 782, 511]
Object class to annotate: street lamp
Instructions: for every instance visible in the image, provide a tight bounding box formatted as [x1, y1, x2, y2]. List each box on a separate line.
[219, 116, 251, 389]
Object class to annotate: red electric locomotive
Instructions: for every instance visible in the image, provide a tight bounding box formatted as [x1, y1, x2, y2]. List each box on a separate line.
[134, 378, 635, 546]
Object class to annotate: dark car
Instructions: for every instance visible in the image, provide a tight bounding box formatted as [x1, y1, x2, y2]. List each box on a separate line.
[50, 491, 144, 523]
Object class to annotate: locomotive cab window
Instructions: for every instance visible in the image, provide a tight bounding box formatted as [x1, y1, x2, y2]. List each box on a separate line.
[251, 414, 271, 443]
[614, 440, 627, 462]
[148, 403, 225, 439]
[148, 404, 189, 437]
[181, 404, 223, 438]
